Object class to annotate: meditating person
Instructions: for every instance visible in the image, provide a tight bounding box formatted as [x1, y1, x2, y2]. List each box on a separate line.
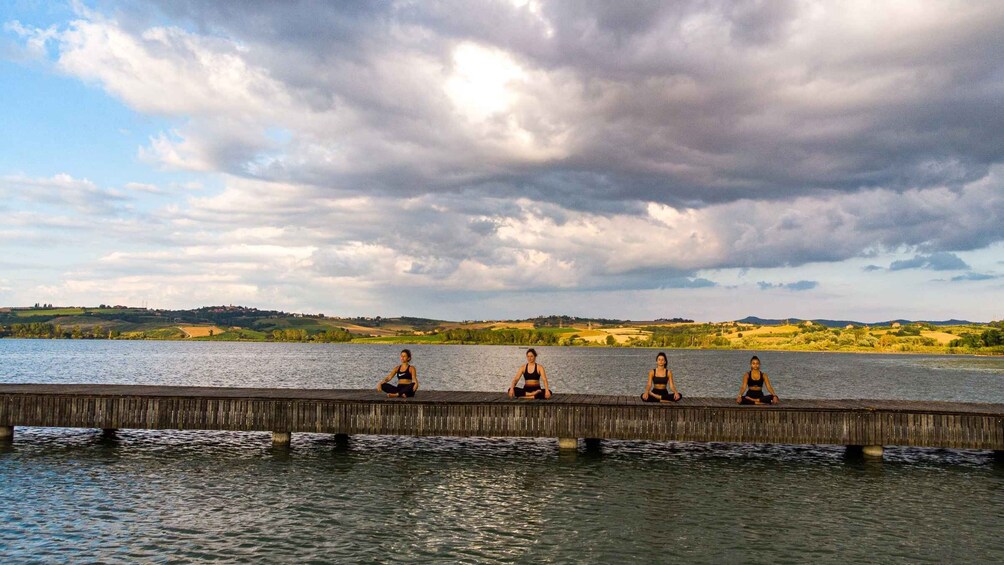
[507, 348, 552, 399]
[641, 351, 682, 402]
[377, 349, 418, 398]
[736, 355, 779, 404]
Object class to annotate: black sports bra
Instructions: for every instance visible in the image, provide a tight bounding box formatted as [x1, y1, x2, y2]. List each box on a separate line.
[746, 371, 764, 388]
[652, 368, 669, 386]
[396, 365, 413, 382]
[522, 363, 540, 380]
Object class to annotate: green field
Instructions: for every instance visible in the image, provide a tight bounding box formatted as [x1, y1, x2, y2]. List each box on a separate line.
[353, 335, 447, 344]
[1, 305, 1000, 355]
[12, 308, 141, 317]
[14, 308, 86, 317]
[529, 327, 578, 335]
[192, 329, 269, 341]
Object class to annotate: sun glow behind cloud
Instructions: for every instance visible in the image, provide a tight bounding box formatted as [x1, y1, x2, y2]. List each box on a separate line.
[1, 1, 1002, 320]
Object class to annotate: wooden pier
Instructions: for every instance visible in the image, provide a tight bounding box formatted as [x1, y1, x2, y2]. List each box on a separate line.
[1, 384, 1002, 458]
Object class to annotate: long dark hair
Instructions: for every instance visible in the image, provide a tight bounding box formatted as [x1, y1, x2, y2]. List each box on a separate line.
[526, 348, 537, 358]
[656, 352, 668, 365]
[401, 349, 412, 361]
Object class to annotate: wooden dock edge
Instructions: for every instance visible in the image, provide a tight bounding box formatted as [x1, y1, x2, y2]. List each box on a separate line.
[1, 386, 1002, 458]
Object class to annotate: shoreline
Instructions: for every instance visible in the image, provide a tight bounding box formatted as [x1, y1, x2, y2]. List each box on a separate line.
[1, 336, 1001, 357]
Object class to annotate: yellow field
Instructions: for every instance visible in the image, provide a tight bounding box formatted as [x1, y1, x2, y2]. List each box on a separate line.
[178, 326, 227, 338]
[920, 330, 958, 345]
[331, 323, 400, 337]
[578, 326, 651, 344]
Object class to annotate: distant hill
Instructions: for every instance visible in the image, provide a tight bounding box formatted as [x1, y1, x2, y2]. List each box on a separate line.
[736, 316, 975, 327]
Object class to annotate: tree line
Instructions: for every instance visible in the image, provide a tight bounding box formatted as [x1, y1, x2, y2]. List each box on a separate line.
[438, 328, 562, 345]
[270, 328, 353, 342]
[949, 327, 1004, 350]
[0, 323, 119, 339]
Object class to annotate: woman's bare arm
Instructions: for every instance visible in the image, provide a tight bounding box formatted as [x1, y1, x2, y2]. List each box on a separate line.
[736, 373, 748, 403]
[508, 365, 523, 397]
[667, 370, 681, 399]
[410, 366, 418, 391]
[763, 373, 778, 402]
[540, 366, 551, 398]
[377, 367, 397, 390]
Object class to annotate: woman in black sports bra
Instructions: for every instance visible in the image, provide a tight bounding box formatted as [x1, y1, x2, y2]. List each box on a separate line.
[641, 351, 682, 402]
[377, 349, 419, 398]
[507, 348, 552, 399]
[736, 355, 778, 404]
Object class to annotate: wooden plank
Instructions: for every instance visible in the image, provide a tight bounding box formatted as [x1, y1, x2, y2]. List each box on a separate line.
[0, 385, 1001, 450]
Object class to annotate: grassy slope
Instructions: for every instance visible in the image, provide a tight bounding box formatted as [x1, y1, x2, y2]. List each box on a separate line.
[1, 308, 999, 354]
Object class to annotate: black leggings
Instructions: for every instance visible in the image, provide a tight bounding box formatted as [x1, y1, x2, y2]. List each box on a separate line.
[740, 392, 774, 404]
[513, 386, 549, 399]
[641, 389, 682, 402]
[381, 382, 415, 397]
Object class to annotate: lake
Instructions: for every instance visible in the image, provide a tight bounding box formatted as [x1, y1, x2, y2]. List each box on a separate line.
[1, 340, 1002, 563]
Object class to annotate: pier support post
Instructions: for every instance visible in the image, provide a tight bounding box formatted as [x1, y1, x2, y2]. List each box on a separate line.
[101, 428, 118, 438]
[272, 431, 291, 446]
[0, 426, 12, 441]
[558, 437, 578, 451]
[334, 433, 349, 446]
[846, 445, 884, 459]
[994, 451, 1004, 463]
[584, 438, 602, 450]
[862, 445, 883, 458]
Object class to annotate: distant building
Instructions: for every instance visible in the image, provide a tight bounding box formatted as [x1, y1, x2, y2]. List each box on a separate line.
[845, 324, 854, 330]
[891, 322, 901, 328]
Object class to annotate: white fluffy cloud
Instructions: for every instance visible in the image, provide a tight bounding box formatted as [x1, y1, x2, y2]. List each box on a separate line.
[3, 1, 1004, 318]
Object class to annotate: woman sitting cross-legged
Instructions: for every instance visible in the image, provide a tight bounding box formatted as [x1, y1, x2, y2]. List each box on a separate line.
[507, 348, 552, 399]
[736, 355, 779, 405]
[377, 349, 419, 398]
[641, 351, 682, 402]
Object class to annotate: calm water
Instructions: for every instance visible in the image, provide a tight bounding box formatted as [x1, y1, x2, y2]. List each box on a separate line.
[1, 340, 1003, 563]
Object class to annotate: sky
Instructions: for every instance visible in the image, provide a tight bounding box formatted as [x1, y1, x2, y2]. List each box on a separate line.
[1, 0, 1002, 322]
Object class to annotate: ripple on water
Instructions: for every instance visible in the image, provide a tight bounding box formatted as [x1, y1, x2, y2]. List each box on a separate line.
[1, 341, 1003, 563]
[2, 429, 1002, 563]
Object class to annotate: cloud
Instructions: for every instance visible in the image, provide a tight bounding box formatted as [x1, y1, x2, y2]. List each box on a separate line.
[889, 252, 969, 271]
[863, 264, 884, 272]
[3, 2, 1004, 316]
[950, 272, 998, 282]
[7, 1, 1004, 207]
[0, 173, 128, 215]
[667, 277, 716, 289]
[757, 280, 818, 291]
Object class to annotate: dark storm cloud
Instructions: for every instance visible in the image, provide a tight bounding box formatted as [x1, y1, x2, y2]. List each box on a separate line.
[889, 252, 969, 272]
[16, 0, 1000, 285]
[112, 1, 1004, 207]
